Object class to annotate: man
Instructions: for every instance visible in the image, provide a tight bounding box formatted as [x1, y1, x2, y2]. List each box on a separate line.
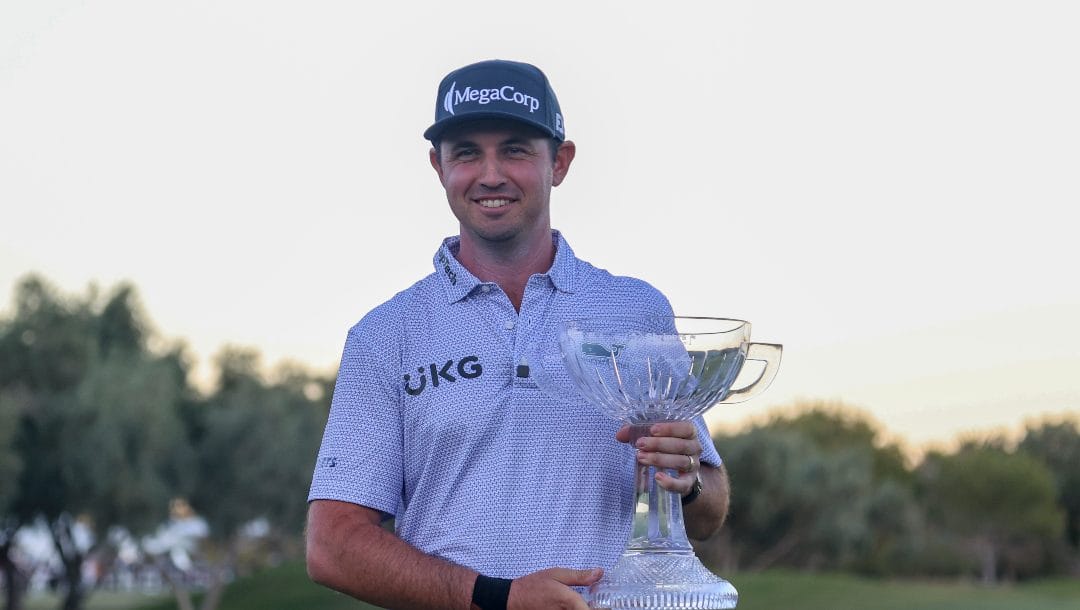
[306, 60, 730, 610]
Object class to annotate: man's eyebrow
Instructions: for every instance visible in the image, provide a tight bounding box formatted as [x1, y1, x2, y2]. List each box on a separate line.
[446, 137, 536, 152]
[500, 136, 534, 146]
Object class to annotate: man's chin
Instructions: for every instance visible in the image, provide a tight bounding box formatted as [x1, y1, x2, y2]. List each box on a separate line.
[475, 230, 518, 244]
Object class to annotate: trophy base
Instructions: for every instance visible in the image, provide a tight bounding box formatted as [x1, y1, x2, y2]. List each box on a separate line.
[588, 552, 738, 609]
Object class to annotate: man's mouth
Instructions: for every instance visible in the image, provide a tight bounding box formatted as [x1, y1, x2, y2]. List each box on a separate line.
[477, 198, 512, 208]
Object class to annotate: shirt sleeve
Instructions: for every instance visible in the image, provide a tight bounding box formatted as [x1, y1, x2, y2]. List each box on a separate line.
[693, 416, 723, 467]
[307, 320, 404, 517]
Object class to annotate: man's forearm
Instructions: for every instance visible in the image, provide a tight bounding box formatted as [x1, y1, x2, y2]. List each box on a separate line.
[682, 463, 730, 540]
[306, 500, 476, 610]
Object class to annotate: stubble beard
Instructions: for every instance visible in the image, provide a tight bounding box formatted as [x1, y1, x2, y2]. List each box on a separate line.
[461, 208, 551, 258]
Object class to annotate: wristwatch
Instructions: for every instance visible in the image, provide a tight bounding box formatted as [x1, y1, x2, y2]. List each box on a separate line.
[681, 471, 703, 506]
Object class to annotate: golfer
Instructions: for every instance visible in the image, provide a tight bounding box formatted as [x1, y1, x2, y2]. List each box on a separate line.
[306, 59, 730, 610]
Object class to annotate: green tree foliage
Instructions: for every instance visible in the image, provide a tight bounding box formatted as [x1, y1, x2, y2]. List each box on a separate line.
[918, 444, 1065, 583]
[189, 348, 326, 540]
[166, 348, 328, 610]
[0, 393, 22, 513]
[1019, 418, 1080, 556]
[61, 354, 193, 534]
[0, 276, 95, 392]
[1, 390, 27, 610]
[0, 274, 331, 610]
[710, 404, 922, 575]
[0, 276, 191, 610]
[717, 427, 869, 569]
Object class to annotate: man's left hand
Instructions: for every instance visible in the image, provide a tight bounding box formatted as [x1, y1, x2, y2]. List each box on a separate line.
[615, 422, 701, 496]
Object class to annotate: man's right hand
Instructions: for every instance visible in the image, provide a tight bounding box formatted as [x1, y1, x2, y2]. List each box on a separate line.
[309, 500, 604, 610]
[506, 567, 603, 610]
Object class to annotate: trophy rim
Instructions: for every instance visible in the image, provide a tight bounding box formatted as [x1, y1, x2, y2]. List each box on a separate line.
[558, 315, 751, 333]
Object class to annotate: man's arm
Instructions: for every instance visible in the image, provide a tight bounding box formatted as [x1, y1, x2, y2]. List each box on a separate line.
[616, 422, 730, 540]
[681, 463, 730, 540]
[306, 499, 602, 610]
[306, 500, 473, 609]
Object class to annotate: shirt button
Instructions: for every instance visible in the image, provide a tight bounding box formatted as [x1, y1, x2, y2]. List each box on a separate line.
[504, 320, 515, 330]
[481, 285, 491, 293]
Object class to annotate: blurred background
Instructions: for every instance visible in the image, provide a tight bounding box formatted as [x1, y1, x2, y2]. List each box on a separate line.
[1, 1, 1077, 609]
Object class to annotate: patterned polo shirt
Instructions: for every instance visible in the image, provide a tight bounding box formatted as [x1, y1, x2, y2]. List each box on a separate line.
[308, 231, 722, 578]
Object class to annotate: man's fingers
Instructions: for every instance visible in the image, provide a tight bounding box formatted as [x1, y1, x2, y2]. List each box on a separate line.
[636, 435, 701, 457]
[508, 568, 601, 609]
[649, 421, 697, 439]
[618, 422, 696, 445]
[638, 450, 699, 473]
[546, 567, 604, 586]
[655, 470, 695, 494]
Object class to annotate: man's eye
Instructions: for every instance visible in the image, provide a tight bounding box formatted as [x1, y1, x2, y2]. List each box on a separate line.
[506, 146, 529, 156]
[454, 149, 479, 159]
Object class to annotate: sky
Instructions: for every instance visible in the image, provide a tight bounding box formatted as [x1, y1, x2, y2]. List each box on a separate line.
[2, 1, 1077, 451]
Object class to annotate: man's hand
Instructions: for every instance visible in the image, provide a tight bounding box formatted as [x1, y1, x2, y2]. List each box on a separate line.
[506, 568, 602, 610]
[615, 421, 730, 539]
[616, 421, 701, 495]
[309, 500, 604, 609]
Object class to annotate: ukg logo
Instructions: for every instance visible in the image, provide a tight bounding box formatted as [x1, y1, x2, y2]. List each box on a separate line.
[404, 355, 483, 396]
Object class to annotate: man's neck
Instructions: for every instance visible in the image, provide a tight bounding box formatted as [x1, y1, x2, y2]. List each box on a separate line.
[455, 229, 555, 312]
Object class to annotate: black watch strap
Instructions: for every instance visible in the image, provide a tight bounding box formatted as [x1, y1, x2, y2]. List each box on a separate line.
[472, 574, 513, 610]
[681, 472, 703, 506]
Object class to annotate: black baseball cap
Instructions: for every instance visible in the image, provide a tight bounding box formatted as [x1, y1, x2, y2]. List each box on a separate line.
[423, 60, 565, 143]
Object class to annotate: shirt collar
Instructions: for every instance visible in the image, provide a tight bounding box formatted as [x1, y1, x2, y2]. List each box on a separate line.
[433, 230, 578, 304]
[546, 230, 577, 294]
[433, 236, 480, 303]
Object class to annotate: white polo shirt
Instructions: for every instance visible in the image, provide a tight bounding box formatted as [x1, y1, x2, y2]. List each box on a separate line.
[309, 231, 722, 578]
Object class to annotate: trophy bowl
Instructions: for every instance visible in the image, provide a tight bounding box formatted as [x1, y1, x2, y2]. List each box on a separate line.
[537, 316, 781, 609]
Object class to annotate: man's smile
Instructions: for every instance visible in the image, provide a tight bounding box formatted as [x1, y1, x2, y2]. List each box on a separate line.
[476, 198, 513, 209]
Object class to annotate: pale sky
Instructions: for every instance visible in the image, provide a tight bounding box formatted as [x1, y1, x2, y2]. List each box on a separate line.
[2, 1, 1077, 451]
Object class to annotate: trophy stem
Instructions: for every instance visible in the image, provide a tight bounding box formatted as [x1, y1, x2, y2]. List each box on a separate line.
[628, 424, 693, 554]
[586, 424, 738, 609]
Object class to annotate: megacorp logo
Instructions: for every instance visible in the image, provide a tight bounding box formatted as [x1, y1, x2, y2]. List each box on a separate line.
[443, 81, 540, 116]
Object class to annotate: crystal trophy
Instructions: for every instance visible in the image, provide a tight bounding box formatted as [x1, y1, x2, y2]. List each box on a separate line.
[534, 316, 781, 609]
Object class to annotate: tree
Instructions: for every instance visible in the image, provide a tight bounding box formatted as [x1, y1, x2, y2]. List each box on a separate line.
[165, 348, 328, 610]
[1019, 417, 1080, 565]
[764, 402, 911, 485]
[0, 276, 96, 610]
[0, 395, 23, 510]
[707, 404, 923, 575]
[1, 390, 27, 610]
[0, 276, 190, 610]
[918, 444, 1064, 583]
[711, 427, 870, 570]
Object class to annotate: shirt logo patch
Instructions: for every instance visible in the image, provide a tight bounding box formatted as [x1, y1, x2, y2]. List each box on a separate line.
[404, 355, 483, 396]
[581, 343, 625, 358]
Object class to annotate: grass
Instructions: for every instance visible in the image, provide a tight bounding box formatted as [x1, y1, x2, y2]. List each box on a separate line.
[28, 562, 1077, 610]
[733, 570, 1080, 610]
[135, 561, 378, 610]
[25, 590, 169, 609]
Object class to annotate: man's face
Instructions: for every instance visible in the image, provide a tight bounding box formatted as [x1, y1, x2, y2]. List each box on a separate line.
[430, 120, 574, 248]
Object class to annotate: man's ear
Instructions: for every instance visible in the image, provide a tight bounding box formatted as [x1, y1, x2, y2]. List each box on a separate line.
[429, 147, 444, 182]
[551, 140, 576, 187]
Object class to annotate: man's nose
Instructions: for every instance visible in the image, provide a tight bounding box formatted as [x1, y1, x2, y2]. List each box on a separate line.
[478, 157, 506, 189]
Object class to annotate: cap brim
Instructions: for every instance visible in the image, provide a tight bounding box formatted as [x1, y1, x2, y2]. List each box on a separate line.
[424, 111, 561, 143]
